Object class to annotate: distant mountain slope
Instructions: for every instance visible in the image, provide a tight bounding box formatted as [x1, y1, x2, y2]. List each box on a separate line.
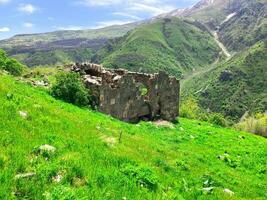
[218, 1, 267, 51]
[161, 0, 264, 28]
[182, 41, 267, 121]
[0, 23, 138, 67]
[94, 18, 221, 77]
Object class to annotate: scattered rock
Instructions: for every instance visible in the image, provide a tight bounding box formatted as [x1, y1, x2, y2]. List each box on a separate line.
[202, 187, 214, 193]
[101, 136, 116, 147]
[153, 120, 175, 129]
[38, 144, 56, 154]
[122, 197, 127, 200]
[19, 111, 28, 119]
[218, 153, 229, 160]
[15, 172, 36, 180]
[33, 80, 49, 87]
[52, 174, 63, 183]
[223, 188, 235, 196]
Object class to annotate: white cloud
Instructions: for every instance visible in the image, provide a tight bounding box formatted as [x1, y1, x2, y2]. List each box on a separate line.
[77, 0, 122, 6]
[113, 12, 141, 20]
[0, 0, 10, 5]
[77, 0, 176, 16]
[130, 3, 175, 15]
[0, 27, 10, 32]
[23, 22, 34, 28]
[91, 20, 134, 29]
[18, 4, 37, 14]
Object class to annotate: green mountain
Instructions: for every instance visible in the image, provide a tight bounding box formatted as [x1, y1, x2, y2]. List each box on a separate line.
[218, 1, 267, 52]
[0, 74, 266, 199]
[182, 41, 267, 121]
[0, 23, 138, 67]
[94, 18, 221, 77]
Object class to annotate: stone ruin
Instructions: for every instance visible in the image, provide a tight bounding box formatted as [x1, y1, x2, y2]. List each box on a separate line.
[71, 63, 180, 123]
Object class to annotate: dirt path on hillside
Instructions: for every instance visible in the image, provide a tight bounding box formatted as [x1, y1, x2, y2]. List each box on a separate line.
[212, 31, 231, 58]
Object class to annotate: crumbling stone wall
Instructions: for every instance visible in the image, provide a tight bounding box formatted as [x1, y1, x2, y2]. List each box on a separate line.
[71, 63, 180, 123]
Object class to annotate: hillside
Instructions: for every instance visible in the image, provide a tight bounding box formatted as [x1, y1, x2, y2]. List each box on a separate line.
[182, 41, 267, 121]
[161, 0, 265, 28]
[0, 74, 267, 199]
[218, 1, 267, 52]
[160, 0, 267, 52]
[0, 23, 138, 67]
[94, 18, 221, 77]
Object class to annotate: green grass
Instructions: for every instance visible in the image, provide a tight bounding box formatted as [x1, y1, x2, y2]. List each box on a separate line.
[96, 18, 221, 77]
[0, 74, 266, 199]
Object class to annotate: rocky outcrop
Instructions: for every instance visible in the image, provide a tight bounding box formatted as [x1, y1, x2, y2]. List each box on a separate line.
[71, 63, 180, 123]
[219, 70, 233, 81]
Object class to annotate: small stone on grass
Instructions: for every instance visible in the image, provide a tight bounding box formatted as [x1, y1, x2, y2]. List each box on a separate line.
[15, 172, 36, 180]
[19, 111, 28, 119]
[224, 188, 234, 196]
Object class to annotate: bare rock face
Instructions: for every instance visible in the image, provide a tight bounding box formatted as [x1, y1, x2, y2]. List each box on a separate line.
[71, 63, 180, 123]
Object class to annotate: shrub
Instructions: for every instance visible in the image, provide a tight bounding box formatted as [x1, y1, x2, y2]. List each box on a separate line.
[0, 50, 25, 76]
[208, 113, 227, 127]
[51, 72, 91, 107]
[4, 58, 25, 76]
[121, 164, 159, 191]
[180, 97, 200, 119]
[181, 97, 228, 126]
[0, 49, 7, 67]
[235, 113, 267, 137]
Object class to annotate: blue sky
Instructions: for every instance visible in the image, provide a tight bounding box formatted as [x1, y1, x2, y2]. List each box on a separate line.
[0, 0, 199, 39]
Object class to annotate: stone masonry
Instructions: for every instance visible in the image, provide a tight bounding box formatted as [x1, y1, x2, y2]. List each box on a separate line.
[71, 63, 180, 123]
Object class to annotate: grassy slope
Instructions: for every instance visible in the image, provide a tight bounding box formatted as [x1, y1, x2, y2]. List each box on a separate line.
[182, 41, 267, 121]
[96, 18, 220, 77]
[0, 74, 266, 199]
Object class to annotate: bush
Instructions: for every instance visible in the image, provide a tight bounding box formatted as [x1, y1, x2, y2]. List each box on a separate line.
[121, 164, 159, 191]
[0, 49, 7, 67]
[0, 50, 25, 76]
[180, 97, 200, 119]
[181, 97, 228, 126]
[235, 113, 267, 137]
[4, 58, 25, 76]
[208, 113, 227, 127]
[51, 72, 91, 107]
